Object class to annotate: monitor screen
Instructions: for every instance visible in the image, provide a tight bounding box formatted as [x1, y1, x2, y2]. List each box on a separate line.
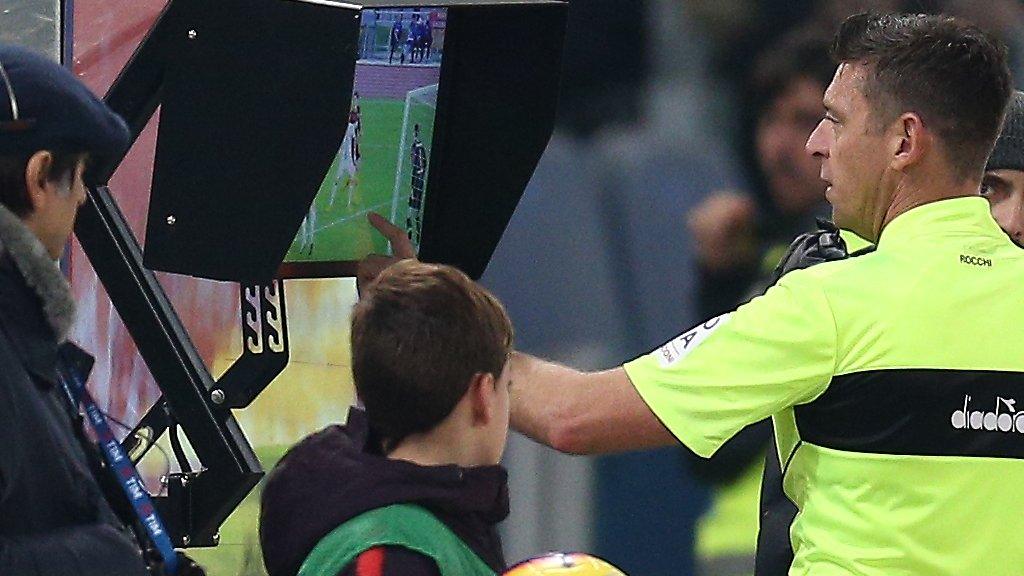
[281, 6, 446, 275]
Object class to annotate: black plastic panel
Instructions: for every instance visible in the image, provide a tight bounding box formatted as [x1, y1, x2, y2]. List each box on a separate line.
[143, 0, 359, 282]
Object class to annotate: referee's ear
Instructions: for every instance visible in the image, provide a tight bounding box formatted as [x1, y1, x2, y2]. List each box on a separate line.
[891, 111, 930, 172]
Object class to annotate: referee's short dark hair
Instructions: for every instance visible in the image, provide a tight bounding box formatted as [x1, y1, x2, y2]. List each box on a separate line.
[351, 260, 513, 452]
[832, 13, 1013, 181]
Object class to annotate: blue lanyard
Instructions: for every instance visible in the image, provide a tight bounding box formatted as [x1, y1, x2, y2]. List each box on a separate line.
[59, 352, 179, 575]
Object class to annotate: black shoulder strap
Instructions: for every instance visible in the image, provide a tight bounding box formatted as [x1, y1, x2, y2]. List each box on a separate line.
[754, 431, 798, 576]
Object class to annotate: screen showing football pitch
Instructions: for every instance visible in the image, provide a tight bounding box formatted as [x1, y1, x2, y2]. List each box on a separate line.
[282, 6, 445, 273]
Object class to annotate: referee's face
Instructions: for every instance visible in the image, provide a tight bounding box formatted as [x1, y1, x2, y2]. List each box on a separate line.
[806, 63, 891, 241]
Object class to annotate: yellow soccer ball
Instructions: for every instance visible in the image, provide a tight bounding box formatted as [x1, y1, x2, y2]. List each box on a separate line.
[503, 552, 628, 575]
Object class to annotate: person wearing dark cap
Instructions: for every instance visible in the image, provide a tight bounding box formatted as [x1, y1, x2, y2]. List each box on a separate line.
[0, 45, 194, 576]
[982, 90, 1024, 246]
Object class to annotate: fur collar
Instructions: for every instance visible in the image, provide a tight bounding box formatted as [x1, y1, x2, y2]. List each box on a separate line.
[0, 204, 76, 342]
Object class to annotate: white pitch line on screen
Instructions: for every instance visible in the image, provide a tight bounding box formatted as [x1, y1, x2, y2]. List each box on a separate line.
[313, 201, 395, 234]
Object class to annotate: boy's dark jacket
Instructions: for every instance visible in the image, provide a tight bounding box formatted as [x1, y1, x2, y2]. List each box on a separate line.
[259, 408, 509, 576]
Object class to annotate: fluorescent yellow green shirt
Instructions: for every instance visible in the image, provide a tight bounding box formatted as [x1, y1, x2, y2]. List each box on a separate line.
[625, 197, 1024, 575]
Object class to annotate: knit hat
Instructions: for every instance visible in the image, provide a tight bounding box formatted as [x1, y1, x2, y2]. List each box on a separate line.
[0, 44, 128, 159]
[987, 90, 1024, 172]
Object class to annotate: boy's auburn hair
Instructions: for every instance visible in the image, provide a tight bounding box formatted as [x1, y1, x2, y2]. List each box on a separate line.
[351, 259, 513, 451]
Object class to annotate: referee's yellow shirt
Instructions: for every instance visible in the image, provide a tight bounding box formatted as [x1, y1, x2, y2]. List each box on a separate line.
[625, 196, 1024, 576]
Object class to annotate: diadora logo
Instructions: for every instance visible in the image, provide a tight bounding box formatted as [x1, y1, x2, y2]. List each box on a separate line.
[959, 254, 992, 267]
[951, 395, 1024, 433]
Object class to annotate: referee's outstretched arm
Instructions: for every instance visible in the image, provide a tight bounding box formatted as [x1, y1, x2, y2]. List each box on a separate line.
[509, 352, 676, 455]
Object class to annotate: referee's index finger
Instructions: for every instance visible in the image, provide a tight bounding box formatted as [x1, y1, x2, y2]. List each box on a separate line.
[368, 212, 415, 258]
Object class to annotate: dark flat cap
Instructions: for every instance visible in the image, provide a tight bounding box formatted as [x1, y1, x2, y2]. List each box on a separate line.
[987, 90, 1024, 173]
[0, 44, 128, 157]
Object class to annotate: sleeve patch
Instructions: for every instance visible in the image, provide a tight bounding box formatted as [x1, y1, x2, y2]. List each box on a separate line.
[656, 313, 731, 367]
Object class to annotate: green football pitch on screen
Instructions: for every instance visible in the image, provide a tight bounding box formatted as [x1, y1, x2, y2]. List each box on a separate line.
[285, 96, 436, 263]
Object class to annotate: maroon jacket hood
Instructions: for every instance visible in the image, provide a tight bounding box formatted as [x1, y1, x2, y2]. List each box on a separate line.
[258, 408, 509, 576]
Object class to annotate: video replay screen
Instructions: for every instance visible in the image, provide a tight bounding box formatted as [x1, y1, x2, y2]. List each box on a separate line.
[284, 6, 446, 271]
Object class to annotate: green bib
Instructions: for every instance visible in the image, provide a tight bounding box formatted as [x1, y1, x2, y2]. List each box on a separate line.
[298, 504, 497, 576]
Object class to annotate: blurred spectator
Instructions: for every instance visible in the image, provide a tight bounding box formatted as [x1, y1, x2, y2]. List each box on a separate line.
[982, 90, 1024, 246]
[682, 28, 835, 576]
[688, 28, 834, 317]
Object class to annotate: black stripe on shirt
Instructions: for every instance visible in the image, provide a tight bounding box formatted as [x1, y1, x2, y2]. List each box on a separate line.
[795, 369, 1024, 458]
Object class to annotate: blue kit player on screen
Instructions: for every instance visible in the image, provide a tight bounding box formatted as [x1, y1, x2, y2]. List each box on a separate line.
[389, 15, 404, 64]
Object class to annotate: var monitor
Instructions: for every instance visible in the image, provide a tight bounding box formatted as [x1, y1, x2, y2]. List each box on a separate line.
[142, 0, 566, 283]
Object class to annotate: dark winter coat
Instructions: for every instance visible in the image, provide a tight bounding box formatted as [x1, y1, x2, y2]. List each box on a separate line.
[0, 204, 147, 576]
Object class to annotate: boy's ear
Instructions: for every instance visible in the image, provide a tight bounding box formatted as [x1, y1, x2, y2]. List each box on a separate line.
[468, 372, 497, 426]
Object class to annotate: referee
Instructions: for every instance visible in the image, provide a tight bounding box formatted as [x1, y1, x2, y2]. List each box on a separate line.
[510, 13, 1021, 575]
